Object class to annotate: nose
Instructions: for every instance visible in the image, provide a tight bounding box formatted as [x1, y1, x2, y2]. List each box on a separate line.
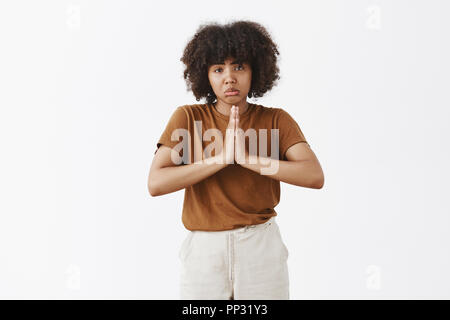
[223, 67, 236, 84]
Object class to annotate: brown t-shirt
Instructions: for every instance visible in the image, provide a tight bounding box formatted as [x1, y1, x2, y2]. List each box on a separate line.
[154, 102, 308, 231]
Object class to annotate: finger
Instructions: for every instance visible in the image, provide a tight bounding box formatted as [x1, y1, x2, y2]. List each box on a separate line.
[231, 106, 236, 129]
[228, 106, 235, 129]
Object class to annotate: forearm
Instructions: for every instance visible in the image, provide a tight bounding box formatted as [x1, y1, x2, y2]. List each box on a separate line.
[240, 155, 324, 189]
[150, 156, 227, 196]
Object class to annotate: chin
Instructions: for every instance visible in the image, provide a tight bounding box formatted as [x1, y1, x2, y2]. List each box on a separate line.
[224, 95, 245, 101]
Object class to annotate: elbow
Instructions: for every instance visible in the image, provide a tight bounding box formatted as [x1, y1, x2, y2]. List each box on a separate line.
[311, 172, 325, 189]
[148, 186, 159, 197]
[147, 177, 161, 197]
[314, 178, 324, 189]
[148, 184, 161, 197]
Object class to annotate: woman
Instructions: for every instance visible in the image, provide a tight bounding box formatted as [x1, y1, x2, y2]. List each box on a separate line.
[148, 20, 324, 300]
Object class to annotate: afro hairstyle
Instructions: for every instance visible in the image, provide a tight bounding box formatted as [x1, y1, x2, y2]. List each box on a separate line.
[180, 20, 281, 105]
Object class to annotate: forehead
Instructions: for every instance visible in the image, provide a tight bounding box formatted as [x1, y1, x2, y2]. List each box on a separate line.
[211, 57, 245, 65]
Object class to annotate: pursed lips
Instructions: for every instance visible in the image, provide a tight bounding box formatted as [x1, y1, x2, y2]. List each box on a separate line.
[225, 88, 239, 95]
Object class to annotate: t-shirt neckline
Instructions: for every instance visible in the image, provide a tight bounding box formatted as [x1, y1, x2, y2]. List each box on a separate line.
[210, 102, 254, 120]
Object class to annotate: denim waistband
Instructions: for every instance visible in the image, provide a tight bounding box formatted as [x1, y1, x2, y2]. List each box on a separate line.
[192, 216, 276, 235]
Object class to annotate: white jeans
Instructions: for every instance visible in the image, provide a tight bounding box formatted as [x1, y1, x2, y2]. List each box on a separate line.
[178, 216, 289, 300]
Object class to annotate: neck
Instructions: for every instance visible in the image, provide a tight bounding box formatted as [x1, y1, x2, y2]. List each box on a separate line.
[214, 100, 249, 116]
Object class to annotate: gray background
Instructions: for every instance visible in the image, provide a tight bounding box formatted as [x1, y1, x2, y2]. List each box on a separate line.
[0, 0, 449, 299]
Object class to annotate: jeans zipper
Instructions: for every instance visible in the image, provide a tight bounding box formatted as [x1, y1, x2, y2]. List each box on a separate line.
[229, 233, 234, 282]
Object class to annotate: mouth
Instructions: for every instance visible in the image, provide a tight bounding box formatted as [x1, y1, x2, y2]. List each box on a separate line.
[225, 89, 240, 96]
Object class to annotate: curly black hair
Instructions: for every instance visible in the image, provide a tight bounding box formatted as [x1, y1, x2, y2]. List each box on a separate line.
[180, 20, 281, 105]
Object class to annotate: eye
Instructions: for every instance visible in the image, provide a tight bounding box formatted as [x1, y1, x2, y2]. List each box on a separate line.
[213, 65, 244, 72]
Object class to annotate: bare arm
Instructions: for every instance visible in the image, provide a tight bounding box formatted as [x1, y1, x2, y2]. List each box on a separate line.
[233, 105, 324, 189]
[147, 146, 228, 196]
[239, 142, 324, 189]
[149, 106, 238, 197]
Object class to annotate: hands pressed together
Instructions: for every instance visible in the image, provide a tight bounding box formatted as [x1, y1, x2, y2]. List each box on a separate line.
[221, 105, 249, 165]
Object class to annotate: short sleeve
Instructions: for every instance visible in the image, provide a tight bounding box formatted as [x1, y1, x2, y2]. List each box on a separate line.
[277, 108, 309, 160]
[154, 106, 189, 155]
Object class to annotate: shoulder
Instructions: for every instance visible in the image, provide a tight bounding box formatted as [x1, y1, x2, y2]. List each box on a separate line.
[250, 103, 290, 121]
[249, 103, 279, 117]
[167, 103, 206, 119]
[256, 106, 304, 130]
[272, 107, 298, 122]
[179, 103, 209, 111]
[176, 103, 211, 117]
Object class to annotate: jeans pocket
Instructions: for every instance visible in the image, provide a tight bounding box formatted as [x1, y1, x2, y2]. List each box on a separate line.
[178, 232, 194, 261]
[273, 224, 289, 261]
[281, 239, 289, 260]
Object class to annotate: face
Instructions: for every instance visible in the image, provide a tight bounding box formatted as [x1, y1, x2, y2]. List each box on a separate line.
[207, 57, 252, 105]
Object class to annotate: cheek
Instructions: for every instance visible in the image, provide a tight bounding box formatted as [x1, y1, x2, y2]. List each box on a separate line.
[209, 78, 219, 88]
[207, 75, 217, 86]
[243, 73, 252, 86]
